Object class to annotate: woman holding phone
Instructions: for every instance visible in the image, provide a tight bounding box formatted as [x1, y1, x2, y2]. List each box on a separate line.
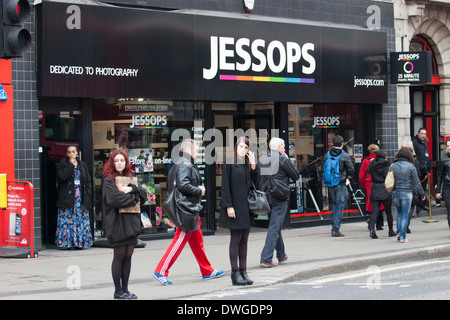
[220, 136, 257, 285]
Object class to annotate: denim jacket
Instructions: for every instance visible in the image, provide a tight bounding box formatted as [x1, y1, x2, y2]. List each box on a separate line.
[392, 158, 425, 197]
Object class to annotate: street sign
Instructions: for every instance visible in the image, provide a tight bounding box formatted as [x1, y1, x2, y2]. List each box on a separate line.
[0, 84, 7, 100]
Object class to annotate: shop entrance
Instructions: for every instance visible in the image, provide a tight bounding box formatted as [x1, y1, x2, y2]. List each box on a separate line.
[39, 104, 83, 245]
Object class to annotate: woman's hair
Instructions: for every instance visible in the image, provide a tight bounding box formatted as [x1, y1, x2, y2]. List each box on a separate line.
[375, 149, 387, 161]
[401, 140, 415, 155]
[102, 148, 133, 179]
[395, 147, 415, 164]
[367, 144, 379, 154]
[234, 136, 250, 169]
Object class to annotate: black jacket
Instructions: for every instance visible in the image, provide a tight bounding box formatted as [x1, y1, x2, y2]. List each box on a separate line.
[171, 156, 203, 205]
[412, 135, 431, 172]
[56, 156, 92, 209]
[367, 159, 391, 201]
[257, 151, 300, 203]
[436, 153, 450, 193]
[219, 163, 257, 229]
[322, 147, 354, 186]
[102, 177, 147, 246]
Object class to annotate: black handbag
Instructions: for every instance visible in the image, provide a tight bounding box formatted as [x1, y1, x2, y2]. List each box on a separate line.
[247, 180, 270, 215]
[162, 182, 202, 233]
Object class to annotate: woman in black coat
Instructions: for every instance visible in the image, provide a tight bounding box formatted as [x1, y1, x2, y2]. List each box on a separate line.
[102, 148, 147, 299]
[220, 136, 257, 286]
[367, 150, 395, 238]
[55, 145, 93, 249]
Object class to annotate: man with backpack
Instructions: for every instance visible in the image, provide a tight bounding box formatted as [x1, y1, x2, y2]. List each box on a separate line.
[323, 135, 354, 237]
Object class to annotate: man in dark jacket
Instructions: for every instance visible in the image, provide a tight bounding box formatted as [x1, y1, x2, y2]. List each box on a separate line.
[257, 137, 299, 268]
[323, 135, 354, 237]
[436, 139, 450, 229]
[412, 128, 432, 209]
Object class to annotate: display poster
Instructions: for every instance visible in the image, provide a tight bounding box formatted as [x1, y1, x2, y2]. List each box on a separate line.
[1, 182, 32, 247]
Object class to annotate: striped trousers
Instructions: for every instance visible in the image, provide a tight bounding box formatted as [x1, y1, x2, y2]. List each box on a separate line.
[154, 219, 214, 277]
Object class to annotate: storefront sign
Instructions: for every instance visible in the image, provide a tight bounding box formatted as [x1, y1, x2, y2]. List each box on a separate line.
[390, 51, 432, 84]
[37, 2, 387, 104]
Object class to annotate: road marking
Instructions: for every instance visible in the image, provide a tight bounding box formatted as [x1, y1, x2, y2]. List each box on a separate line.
[292, 259, 450, 285]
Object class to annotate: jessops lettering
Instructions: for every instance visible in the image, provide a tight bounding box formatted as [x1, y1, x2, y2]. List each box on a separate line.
[398, 53, 419, 61]
[130, 115, 167, 128]
[312, 116, 340, 128]
[203, 36, 316, 80]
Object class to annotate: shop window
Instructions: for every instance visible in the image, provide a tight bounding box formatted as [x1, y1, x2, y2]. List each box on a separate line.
[92, 99, 205, 238]
[287, 104, 362, 223]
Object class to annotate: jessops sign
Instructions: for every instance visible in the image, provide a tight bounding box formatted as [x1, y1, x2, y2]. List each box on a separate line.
[390, 51, 432, 84]
[37, 1, 387, 103]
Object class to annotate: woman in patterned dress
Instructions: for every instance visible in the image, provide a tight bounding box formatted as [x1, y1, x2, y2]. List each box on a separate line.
[55, 145, 93, 249]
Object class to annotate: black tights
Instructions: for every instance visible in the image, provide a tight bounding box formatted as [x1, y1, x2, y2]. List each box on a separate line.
[229, 228, 250, 272]
[112, 244, 135, 294]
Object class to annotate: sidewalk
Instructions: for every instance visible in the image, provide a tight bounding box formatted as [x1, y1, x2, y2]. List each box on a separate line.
[0, 209, 449, 300]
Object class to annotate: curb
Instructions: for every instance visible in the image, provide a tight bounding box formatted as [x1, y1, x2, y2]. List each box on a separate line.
[276, 244, 450, 285]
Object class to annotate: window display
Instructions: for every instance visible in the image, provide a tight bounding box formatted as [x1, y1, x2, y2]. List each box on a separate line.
[288, 104, 360, 223]
[92, 99, 205, 238]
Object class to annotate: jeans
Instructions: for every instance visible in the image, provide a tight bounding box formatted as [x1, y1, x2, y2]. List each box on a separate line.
[392, 191, 413, 241]
[260, 200, 289, 263]
[328, 184, 348, 232]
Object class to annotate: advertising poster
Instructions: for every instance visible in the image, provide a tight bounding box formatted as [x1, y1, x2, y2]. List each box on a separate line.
[1, 182, 32, 247]
[128, 148, 153, 173]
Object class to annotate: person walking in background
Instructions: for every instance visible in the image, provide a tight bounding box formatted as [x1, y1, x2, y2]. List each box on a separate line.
[257, 137, 299, 267]
[391, 147, 425, 243]
[359, 143, 384, 230]
[323, 135, 354, 237]
[412, 128, 432, 210]
[55, 145, 93, 249]
[153, 139, 223, 285]
[402, 140, 427, 233]
[220, 136, 257, 285]
[367, 150, 395, 238]
[435, 139, 450, 230]
[102, 148, 147, 299]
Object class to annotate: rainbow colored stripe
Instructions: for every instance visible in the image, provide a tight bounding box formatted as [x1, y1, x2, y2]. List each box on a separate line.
[220, 74, 315, 83]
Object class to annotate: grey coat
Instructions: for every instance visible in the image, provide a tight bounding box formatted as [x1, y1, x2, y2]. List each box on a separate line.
[391, 158, 425, 197]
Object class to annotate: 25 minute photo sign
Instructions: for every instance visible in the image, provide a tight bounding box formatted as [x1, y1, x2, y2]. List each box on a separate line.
[390, 51, 432, 84]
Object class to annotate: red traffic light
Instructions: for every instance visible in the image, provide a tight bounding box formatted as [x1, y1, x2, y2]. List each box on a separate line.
[5, 0, 30, 23]
[1, 0, 31, 58]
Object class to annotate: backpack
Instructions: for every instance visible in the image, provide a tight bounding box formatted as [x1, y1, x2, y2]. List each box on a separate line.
[323, 151, 344, 187]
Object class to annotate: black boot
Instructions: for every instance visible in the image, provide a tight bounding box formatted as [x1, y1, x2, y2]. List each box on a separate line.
[240, 270, 253, 285]
[231, 271, 247, 286]
[370, 229, 378, 239]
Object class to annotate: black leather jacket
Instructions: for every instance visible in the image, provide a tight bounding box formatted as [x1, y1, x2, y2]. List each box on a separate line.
[436, 153, 450, 193]
[172, 156, 203, 205]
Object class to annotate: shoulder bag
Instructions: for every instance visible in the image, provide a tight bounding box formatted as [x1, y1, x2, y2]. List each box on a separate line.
[384, 164, 395, 193]
[247, 180, 270, 216]
[162, 181, 202, 233]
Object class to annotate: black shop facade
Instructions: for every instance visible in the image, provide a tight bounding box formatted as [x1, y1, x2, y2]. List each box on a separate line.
[36, 1, 388, 244]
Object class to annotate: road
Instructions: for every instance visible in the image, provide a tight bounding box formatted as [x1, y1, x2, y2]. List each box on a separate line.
[187, 258, 450, 300]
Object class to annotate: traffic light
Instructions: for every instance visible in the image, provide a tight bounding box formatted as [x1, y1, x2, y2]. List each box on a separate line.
[0, 0, 31, 58]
